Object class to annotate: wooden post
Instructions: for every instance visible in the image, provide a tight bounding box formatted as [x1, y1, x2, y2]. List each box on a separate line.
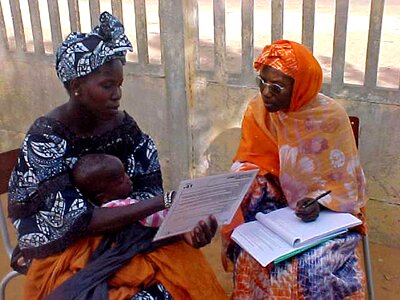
[159, 0, 191, 187]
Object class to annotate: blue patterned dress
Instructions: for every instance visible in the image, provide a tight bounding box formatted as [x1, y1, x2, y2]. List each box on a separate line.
[8, 111, 172, 299]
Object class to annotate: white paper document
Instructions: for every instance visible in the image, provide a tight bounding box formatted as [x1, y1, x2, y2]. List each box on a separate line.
[153, 169, 258, 241]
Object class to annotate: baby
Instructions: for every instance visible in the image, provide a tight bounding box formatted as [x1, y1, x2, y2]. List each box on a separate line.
[71, 153, 167, 227]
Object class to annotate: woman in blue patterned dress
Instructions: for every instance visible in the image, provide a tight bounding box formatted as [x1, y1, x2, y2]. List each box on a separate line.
[8, 12, 226, 300]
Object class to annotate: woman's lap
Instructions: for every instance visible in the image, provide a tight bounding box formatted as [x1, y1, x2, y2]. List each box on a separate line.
[232, 232, 365, 300]
[226, 172, 366, 299]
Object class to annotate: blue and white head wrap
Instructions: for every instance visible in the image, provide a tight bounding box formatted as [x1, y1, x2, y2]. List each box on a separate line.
[55, 11, 133, 83]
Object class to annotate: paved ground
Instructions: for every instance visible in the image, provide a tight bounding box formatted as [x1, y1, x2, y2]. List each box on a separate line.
[1, 232, 399, 299]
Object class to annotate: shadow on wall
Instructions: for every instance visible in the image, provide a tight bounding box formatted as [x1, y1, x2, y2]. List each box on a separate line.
[203, 127, 242, 175]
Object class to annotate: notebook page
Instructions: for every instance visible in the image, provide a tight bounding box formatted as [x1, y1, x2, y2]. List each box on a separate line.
[255, 207, 362, 247]
[231, 220, 296, 267]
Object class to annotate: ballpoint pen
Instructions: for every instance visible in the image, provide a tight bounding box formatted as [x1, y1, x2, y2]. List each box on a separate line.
[302, 190, 332, 209]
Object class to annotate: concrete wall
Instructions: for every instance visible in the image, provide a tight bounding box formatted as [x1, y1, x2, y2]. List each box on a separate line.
[1, 58, 399, 248]
[0, 54, 173, 189]
[0, 57, 61, 152]
[337, 98, 400, 246]
[190, 78, 400, 247]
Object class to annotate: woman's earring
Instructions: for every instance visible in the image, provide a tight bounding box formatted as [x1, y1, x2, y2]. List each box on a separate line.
[74, 91, 79, 96]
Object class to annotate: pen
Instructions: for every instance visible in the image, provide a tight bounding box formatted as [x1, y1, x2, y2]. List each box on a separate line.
[302, 190, 332, 209]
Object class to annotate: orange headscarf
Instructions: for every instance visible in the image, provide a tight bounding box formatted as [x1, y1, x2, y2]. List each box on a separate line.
[233, 40, 323, 175]
[221, 41, 367, 270]
[254, 40, 323, 112]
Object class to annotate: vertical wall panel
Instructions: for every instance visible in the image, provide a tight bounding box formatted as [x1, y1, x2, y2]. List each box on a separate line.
[0, 1, 8, 50]
[183, 0, 199, 69]
[302, 0, 315, 52]
[364, 0, 384, 88]
[191, 0, 200, 69]
[89, 0, 100, 28]
[28, 0, 45, 54]
[331, 0, 349, 93]
[111, 0, 123, 22]
[68, 0, 81, 32]
[271, 0, 283, 42]
[134, 0, 149, 66]
[47, 0, 62, 53]
[213, 0, 226, 81]
[9, 0, 26, 52]
[241, 0, 254, 82]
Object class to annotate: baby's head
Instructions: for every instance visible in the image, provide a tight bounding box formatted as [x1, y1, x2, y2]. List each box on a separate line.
[71, 154, 133, 206]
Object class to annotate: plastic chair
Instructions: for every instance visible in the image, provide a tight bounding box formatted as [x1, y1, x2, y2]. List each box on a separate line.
[349, 116, 375, 300]
[0, 149, 21, 300]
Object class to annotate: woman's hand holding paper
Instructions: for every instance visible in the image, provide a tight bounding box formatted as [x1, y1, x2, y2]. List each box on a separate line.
[183, 215, 218, 248]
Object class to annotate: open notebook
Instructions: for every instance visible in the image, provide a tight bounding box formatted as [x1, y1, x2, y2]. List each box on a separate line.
[231, 207, 362, 267]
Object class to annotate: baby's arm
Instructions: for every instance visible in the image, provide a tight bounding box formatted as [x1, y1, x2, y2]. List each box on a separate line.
[102, 198, 167, 227]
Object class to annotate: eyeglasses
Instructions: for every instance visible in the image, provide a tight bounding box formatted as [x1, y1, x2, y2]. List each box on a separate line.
[255, 75, 285, 94]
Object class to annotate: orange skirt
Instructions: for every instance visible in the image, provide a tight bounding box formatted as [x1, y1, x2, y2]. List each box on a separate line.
[24, 237, 227, 300]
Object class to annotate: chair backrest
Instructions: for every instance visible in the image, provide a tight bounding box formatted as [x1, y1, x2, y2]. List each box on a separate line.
[0, 149, 20, 194]
[348, 116, 375, 299]
[349, 116, 359, 148]
[0, 149, 22, 300]
[0, 148, 20, 257]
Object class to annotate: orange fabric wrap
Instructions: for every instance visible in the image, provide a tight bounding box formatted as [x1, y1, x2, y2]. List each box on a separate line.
[221, 40, 367, 271]
[24, 237, 227, 300]
[230, 40, 366, 212]
[233, 96, 279, 177]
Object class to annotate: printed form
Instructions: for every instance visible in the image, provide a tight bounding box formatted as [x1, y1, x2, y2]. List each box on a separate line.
[153, 169, 258, 241]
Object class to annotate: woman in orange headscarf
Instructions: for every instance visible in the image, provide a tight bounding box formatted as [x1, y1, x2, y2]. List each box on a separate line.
[221, 40, 367, 299]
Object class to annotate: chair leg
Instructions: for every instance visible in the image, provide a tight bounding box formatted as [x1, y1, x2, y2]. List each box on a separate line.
[362, 235, 375, 300]
[0, 271, 21, 300]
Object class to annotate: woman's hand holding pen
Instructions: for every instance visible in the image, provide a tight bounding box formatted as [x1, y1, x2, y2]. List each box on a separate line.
[295, 190, 331, 222]
[295, 197, 320, 222]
